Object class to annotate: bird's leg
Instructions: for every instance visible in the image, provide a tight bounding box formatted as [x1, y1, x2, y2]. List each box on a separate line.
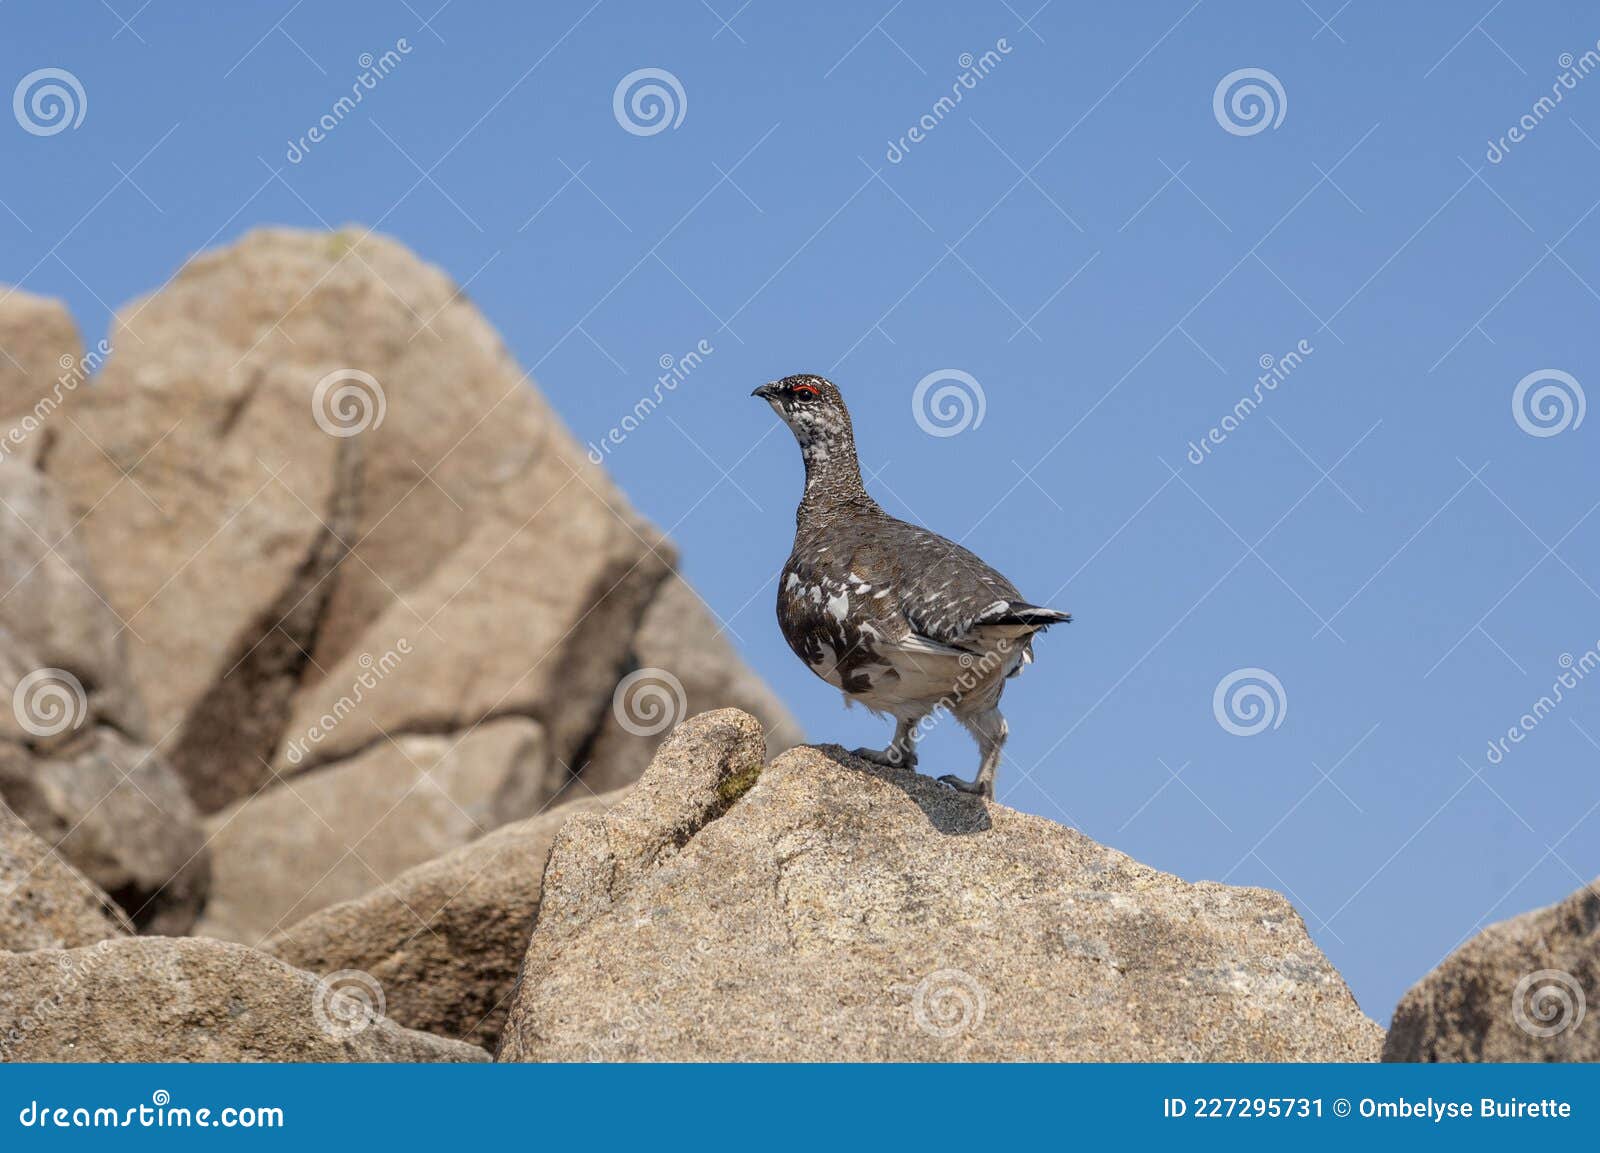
[941, 708, 1006, 800]
[852, 715, 920, 771]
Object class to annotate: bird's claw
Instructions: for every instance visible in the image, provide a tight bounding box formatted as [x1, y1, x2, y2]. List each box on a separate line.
[939, 773, 992, 799]
[852, 746, 917, 771]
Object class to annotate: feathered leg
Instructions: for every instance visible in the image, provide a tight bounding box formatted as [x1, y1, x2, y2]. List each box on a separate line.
[941, 707, 1006, 799]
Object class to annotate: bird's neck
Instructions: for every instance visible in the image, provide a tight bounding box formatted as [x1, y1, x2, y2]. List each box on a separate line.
[796, 431, 872, 526]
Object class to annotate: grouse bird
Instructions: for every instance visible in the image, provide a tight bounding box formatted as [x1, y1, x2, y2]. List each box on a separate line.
[752, 373, 1070, 799]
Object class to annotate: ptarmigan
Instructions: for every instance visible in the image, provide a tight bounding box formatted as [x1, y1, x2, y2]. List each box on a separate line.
[752, 373, 1070, 799]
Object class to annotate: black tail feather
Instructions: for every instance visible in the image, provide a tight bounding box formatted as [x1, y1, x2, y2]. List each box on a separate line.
[981, 600, 1072, 628]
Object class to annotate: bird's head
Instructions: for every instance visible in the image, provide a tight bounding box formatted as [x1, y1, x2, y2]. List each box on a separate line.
[751, 374, 853, 453]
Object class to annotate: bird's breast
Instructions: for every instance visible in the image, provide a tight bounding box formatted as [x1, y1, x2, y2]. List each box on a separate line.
[776, 562, 886, 696]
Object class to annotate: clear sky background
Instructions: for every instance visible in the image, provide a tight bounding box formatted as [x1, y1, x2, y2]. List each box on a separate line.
[4, 1, 1598, 1024]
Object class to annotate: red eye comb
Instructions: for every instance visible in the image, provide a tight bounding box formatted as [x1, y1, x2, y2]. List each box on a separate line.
[791, 382, 819, 397]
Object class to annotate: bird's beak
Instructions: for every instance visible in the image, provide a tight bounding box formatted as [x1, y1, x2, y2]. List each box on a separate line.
[751, 382, 777, 400]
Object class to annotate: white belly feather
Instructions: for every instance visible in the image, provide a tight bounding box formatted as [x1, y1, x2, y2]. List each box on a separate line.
[847, 623, 1029, 720]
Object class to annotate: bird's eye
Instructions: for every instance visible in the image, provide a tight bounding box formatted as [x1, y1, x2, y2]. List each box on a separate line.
[790, 383, 819, 400]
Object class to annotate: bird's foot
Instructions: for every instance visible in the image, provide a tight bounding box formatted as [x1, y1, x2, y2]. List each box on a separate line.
[852, 745, 917, 771]
[939, 773, 993, 799]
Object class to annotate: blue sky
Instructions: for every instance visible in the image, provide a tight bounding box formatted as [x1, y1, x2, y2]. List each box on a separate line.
[4, 1, 1598, 1024]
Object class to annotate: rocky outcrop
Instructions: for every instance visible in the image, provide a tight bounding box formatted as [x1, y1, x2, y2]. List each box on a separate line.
[0, 231, 1441, 1066]
[1384, 880, 1598, 1062]
[0, 936, 487, 1061]
[1, 803, 130, 951]
[268, 791, 618, 1051]
[498, 710, 1383, 1062]
[196, 718, 557, 944]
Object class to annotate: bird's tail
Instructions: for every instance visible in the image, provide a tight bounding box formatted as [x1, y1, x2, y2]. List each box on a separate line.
[980, 601, 1072, 629]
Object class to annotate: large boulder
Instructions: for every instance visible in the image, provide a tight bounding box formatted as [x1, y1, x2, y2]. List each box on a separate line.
[0, 936, 487, 1061]
[499, 710, 1383, 1062]
[0, 802, 129, 951]
[580, 575, 804, 795]
[42, 229, 672, 812]
[268, 791, 618, 1051]
[195, 718, 557, 944]
[1384, 880, 1599, 1062]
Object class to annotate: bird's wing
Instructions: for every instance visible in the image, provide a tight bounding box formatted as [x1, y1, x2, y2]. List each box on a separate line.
[786, 516, 1066, 665]
[873, 518, 1033, 649]
[782, 532, 957, 660]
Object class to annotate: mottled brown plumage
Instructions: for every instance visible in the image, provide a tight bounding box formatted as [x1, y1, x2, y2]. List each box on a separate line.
[752, 374, 1070, 798]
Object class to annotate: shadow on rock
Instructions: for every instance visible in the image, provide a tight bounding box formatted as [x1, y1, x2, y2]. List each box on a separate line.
[815, 744, 993, 836]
